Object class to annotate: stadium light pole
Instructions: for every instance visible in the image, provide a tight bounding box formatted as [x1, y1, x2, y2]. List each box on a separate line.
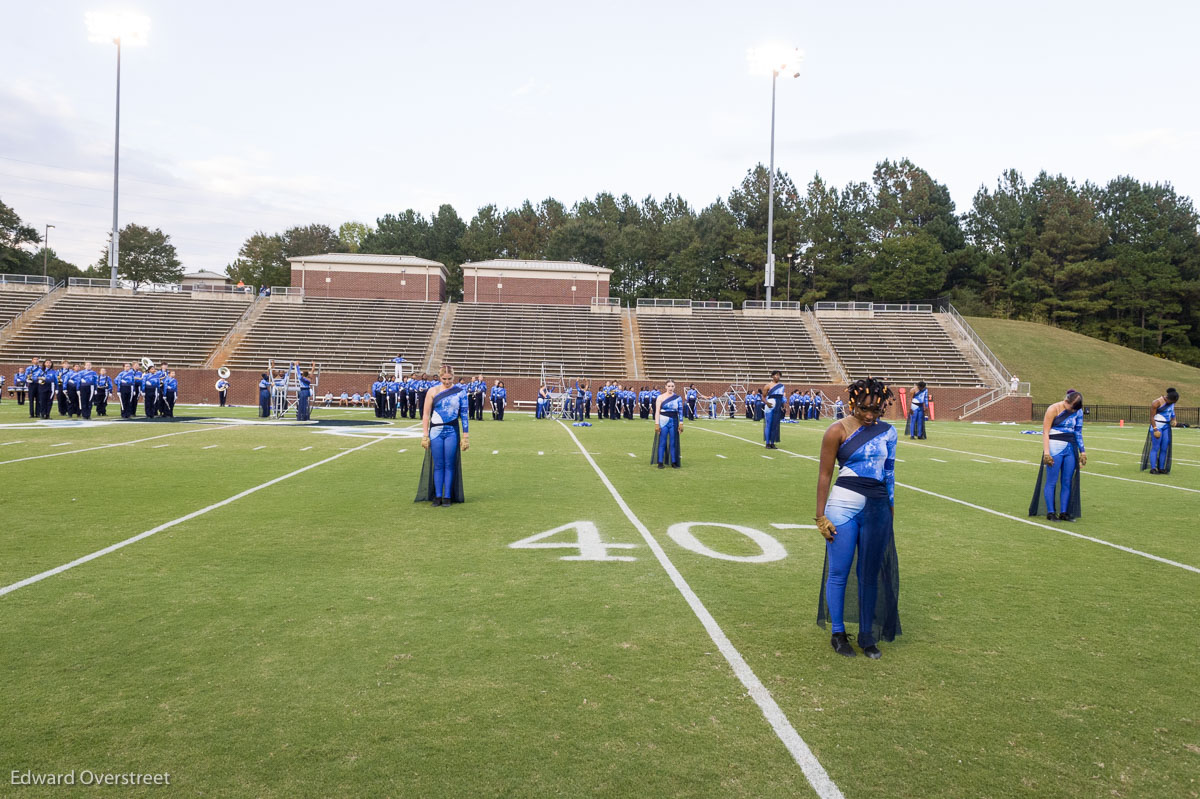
[748, 44, 803, 306]
[87, 11, 150, 289]
[43, 224, 55, 277]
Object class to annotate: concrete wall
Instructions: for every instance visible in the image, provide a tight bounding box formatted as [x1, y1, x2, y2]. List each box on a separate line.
[290, 270, 445, 302]
[462, 275, 608, 305]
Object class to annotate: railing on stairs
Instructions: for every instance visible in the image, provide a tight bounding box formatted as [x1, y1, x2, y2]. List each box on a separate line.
[205, 295, 263, 366]
[0, 279, 65, 341]
[804, 306, 849, 383]
[938, 302, 1029, 396]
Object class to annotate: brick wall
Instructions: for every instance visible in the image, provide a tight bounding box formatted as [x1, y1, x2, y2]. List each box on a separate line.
[462, 275, 608, 305]
[0, 362, 1034, 422]
[291, 270, 444, 302]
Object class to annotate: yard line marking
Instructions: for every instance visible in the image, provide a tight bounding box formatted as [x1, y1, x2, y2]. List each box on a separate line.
[945, 429, 1200, 466]
[253, 446, 266, 451]
[1096, 461, 1118, 466]
[203, 445, 219, 449]
[716, 454, 727, 459]
[771, 523, 819, 530]
[0, 426, 229, 467]
[152, 444, 170, 449]
[0, 441, 23, 446]
[970, 459, 990, 464]
[538, 451, 544, 455]
[762, 455, 775, 460]
[627, 452, 636, 458]
[555, 420, 844, 799]
[50, 442, 71, 447]
[301, 446, 313, 451]
[492, 450, 499, 454]
[694, 426, 1200, 575]
[930, 458, 947, 463]
[0, 436, 384, 598]
[396, 448, 406, 453]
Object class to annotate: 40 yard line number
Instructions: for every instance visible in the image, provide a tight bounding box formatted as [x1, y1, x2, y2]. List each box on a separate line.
[510, 521, 800, 563]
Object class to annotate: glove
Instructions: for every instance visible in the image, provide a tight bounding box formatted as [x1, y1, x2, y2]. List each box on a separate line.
[815, 515, 837, 542]
[1079, 452, 1087, 467]
[1153, 429, 1162, 439]
[1042, 452, 1054, 466]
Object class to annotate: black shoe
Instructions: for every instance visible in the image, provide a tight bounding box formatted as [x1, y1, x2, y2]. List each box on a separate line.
[439, 499, 452, 507]
[863, 644, 882, 659]
[1149, 468, 1159, 474]
[671, 463, 680, 469]
[657, 463, 665, 469]
[1047, 513, 1056, 521]
[431, 497, 442, 507]
[1057, 513, 1074, 522]
[830, 632, 856, 657]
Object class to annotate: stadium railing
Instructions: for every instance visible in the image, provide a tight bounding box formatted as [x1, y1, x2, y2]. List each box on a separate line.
[183, 284, 252, 296]
[636, 298, 692, 308]
[743, 300, 802, 310]
[814, 301, 873, 312]
[0, 274, 53, 288]
[590, 297, 620, 307]
[937, 301, 1029, 394]
[0, 279, 65, 340]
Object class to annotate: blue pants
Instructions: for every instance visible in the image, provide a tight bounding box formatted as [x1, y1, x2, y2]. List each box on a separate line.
[907, 406, 926, 438]
[1150, 427, 1171, 470]
[259, 390, 271, 417]
[655, 420, 680, 466]
[297, 391, 310, 421]
[432, 428, 459, 498]
[764, 407, 781, 444]
[824, 513, 884, 636]
[1044, 447, 1076, 514]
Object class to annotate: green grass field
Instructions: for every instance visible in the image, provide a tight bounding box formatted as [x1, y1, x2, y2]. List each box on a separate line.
[1, 402, 1197, 799]
[968, 317, 1200, 404]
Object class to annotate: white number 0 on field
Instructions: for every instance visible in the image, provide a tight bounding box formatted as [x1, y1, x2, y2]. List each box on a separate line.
[508, 521, 637, 561]
[510, 521, 799, 564]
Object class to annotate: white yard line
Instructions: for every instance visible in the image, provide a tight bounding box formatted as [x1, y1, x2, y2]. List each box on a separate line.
[151, 444, 170, 449]
[0, 426, 230, 467]
[945, 429, 1200, 466]
[716, 454, 727, 459]
[0, 436, 383, 598]
[253, 446, 266, 451]
[301, 446, 313, 451]
[203, 444, 219, 450]
[0, 441, 24, 446]
[693, 426, 1200, 576]
[930, 458, 947, 463]
[50, 442, 72, 447]
[554, 420, 844, 799]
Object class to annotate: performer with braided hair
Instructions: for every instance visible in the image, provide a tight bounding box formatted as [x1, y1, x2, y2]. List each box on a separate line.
[651, 379, 684, 468]
[763, 370, 785, 448]
[815, 377, 901, 659]
[1141, 387, 1179, 474]
[1029, 389, 1087, 521]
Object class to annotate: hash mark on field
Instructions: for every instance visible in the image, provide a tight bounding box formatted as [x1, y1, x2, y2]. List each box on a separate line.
[396, 448, 406, 453]
[771, 523, 819, 530]
[762, 455, 775, 460]
[152, 444, 169, 449]
[1096, 461, 1118, 466]
[716, 454, 727, 459]
[253, 446, 266, 451]
[971, 459, 990, 464]
[1, 441, 23, 446]
[202, 445, 218, 450]
[492, 450, 499, 454]
[301, 446, 313, 451]
[538, 451, 544, 455]
[50, 442, 71, 447]
[930, 458, 947, 462]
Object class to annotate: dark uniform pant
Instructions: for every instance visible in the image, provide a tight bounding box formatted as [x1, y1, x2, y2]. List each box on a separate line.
[95, 389, 109, 416]
[38, 385, 53, 418]
[144, 388, 158, 418]
[80, 385, 94, 419]
[162, 390, 176, 417]
[218, 390, 227, 407]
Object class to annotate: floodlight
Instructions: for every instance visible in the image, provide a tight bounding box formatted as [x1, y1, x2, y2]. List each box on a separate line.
[86, 11, 150, 46]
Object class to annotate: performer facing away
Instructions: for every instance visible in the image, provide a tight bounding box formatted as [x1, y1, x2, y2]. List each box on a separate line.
[814, 378, 901, 659]
[417, 365, 470, 506]
[651, 379, 683, 469]
[1142, 387, 1179, 474]
[763, 370, 785, 449]
[1030, 389, 1087, 522]
[905, 381, 929, 439]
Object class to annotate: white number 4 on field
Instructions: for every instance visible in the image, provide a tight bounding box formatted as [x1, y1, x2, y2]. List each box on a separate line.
[509, 521, 636, 562]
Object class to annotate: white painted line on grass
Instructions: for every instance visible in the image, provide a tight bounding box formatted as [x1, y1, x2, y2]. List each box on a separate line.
[253, 446, 266, 451]
[152, 444, 169, 449]
[628, 452, 636, 458]
[771, 523, 819, 530]
[694, 426, 1200, 576]
[301, 446, 313, 451]
[396, 448, 406, 453]
[202, 444, 219, 450]
[0, 436, 384, 598]
[930, 458, 947, 463]
[1096, 461, 1118, 466]
[538, 451, 544, 455]
[0, 426, 229, 467]
[0, 441, 23, 446]
[50, 442, 71, 447]
[716, 454, 727, 459]
[555, 420, 844, 799]
[970, 459, 990, 464]
[492, 450, 499, 455]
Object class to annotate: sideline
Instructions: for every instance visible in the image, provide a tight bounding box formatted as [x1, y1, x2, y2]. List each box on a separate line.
[555, 420, 845, 799]
[692, 425, 1200, 576]
[0, 436, 383, 597]
[0, 425, 234, 467]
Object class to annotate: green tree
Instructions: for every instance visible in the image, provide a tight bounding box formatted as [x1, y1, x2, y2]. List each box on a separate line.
[338, 221, 372, 253]
[31, 248, 83, 284]
[93, 224, 182, 288]
[0, 197, 40, 274]
[282, 224, 343, 259]
[226, 232, 287, 289]
[462, 205, 504, 263]
[428, 205, 466, 299]
[364, 210, 431, 256]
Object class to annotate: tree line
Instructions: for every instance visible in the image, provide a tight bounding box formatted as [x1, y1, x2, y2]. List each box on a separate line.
[3, 158, 1198, 364]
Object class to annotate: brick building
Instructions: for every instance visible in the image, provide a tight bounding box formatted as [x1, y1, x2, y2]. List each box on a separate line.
[460, 259, 611, 305]
[288, 253, 446, 301]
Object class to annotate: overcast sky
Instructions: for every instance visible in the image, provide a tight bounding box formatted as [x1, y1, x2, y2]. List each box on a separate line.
[3, 0, 1198, 272]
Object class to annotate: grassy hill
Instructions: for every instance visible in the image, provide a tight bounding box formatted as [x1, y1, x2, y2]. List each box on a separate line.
[967, 316, 1200, 404]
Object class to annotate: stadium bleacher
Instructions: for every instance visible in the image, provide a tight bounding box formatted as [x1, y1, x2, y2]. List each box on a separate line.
[0, 289, 42, 328]
[0, 292, 249, 367]
[224, 297, 441, 373]
[637, 310, 831, 382]
[443, 303, 626, 377]
[815, 311, 987, 386]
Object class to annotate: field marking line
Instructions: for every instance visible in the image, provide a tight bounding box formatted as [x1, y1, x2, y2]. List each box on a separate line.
[151, 444, 170, 449]
[771, 523, 819, 530]
[0, 436, 384, 598]
[301, 446, 313, 451]
[253, 446, 266, 451]
[538, 451, 544, 455]
[942, 429, 1200, 467]
[628, 452, 636, 458]
[0, 426, 231, 467]
[762, 455, 775, 460]
[901, 439, 1200, 494]
[202, 444, 219, 450]
[492, 450, 499, 454]
[970, 459, 990, 464]
[716, 454, 727, 459]
[1, 441, 24, 446]
[693, 426, 1200, 576]
[554, 420, 844, 799]
[930, 458, 947, 463]
[50, 442, 72, 447]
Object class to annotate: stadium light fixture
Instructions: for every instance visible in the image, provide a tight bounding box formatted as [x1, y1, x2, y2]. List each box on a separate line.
[747, 43, 803, 306]
[87, 11, 150, 288]
[43, 224, 55, 277]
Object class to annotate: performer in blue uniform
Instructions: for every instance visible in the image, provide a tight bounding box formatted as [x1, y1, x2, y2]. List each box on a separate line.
[14, 368, 26, 405]
[142, 367, 161, 419]
[490, 380, 507, 420]
[726, 389, 737, 418]
[536, 384, 549, 419]
[1141, 387, 1178, 474]
[60, 362, 77, 416]
[651, 379, 684, 468]
[815, 377, 900, 659]
[763, 370, 785, 449]
[130, 365, 143, 416]
[78, 362, 98, 419]
[1029, 389, 1087, 522]
[36, 359, 57, 419]
[161, 370, 179, 417]
[416, 365, 470, 506]
[95, 368, 112, 416]
[294, 365, 313, 421]
[834, 396, 845, 419]
[258, 374, 271, 417]
[216, 375, 229, 407]
[905, 381, 930, 439]
[685, 385, 698, 420]
[582, 382, 592, 419]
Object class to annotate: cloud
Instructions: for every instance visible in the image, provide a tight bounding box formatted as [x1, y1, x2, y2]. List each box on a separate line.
[511, 80, 536, 98]
[1106, 128, 1199, 153]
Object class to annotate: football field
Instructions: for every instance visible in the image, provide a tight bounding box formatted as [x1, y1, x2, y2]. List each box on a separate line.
[1, 403, 1197, 798]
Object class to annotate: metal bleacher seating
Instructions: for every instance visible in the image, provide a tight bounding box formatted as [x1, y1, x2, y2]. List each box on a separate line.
[0, 292, 248, 367]
[224, 297, 440, 373]
[443, 303, 626, 377]
[816, 312, 987, 386]
[0, 289, 41, 327]
[637, 311, 831, 382]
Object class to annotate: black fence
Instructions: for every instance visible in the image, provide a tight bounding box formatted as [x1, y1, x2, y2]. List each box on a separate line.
[1032, 403, 1199, 426]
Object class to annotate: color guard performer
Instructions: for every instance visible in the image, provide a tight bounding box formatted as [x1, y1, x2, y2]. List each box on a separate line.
[763, 370, 785, 449]
[651, 379, 684, 468]
[416, 364, 470, 506]
[1142, 387, 1179, 475]
[905, 381, 930, 439]
[1029, 389, 1087, 522]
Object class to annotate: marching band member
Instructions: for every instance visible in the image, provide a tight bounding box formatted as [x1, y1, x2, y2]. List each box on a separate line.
[788, 388, 801, 420]
[60, 361, 77, 416]
[1142, 387, 1179, 474]
[651, 379, 684, 469]
[490, 380, 507, 420]
[834, 396, 845, 419]
[0, 372, 5, 404]
[95, 368, 112, 416]
[905, 381, 930, 439]
[685, 384, 698, 420]
[216, 374, 229, 407]
[536, 384, 549, 419]
[142, 366, 161, 419]
[386, 374, 400, 419]
[371, 375, 384, 418]
[416, 364, 470, 506]
[25, 357, 40, 416]
[161, 370, 179, 417]
[116, 363, 135, 418]
[258, 373, 271, 417]
[815, 377, 901, 659]
[14, 368, 26, 406]
[293, 364, 312, 421]
[763, 370, 785, 449]
[36, 359, 57, 419]
[1029, 389, 1087, 522]
[130, 363, 143, 416]
[726, 389, 737, 419]
[78, 361, 98, 419]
